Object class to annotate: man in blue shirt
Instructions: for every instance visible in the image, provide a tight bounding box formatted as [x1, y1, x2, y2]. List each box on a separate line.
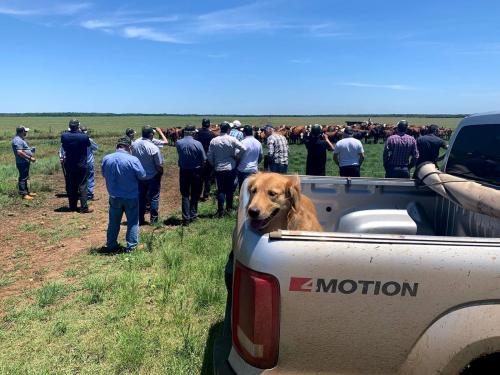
[11, 126, 36, 200]
[176, 125, 207, 225]
[102, 137, 146, 252]
[132, 125, 164, 224]
[61, 119, 92, 213]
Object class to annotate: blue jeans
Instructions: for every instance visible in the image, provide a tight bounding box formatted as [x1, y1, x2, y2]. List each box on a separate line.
[385, 166, 410, 178]
[215, 169, 237, 213]
[237, 170, 255, 192]
[16, 162, 30, 196]
[106, 197, 139, 250]
[139, 173, 161, 224]
[270, 163, 288, 174]
[179, 168, 203, 223]
[87, 163, 95, 198]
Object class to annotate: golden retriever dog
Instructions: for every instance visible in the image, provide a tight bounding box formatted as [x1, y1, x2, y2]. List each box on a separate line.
[246, 172, 322, 232]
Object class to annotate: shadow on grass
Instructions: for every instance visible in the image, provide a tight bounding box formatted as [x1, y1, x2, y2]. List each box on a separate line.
[89, 245, 127, 256]
[54, 192, 68, 198]
[54, 206, 74, 213]
[201, 320, 225, 375]
[163, 216, 183, 226]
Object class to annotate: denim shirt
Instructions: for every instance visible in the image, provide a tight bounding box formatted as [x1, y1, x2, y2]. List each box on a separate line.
[176, 136, 207, 169]
[102, 150, 146, 199]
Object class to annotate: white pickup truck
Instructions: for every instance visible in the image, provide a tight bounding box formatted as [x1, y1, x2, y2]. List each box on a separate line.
[214, 112, 500, 375]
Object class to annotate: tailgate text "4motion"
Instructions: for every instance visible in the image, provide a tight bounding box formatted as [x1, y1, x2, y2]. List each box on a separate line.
[289, 277, 418, 297]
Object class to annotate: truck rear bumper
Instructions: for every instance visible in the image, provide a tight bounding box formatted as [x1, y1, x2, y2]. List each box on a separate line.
[213, 335, 236, 375]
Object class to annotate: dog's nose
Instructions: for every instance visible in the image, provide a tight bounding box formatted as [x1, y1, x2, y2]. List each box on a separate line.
[248, 207, 260, 218]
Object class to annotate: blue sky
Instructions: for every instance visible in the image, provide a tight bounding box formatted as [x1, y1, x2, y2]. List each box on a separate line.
[0, 0, 500, 114]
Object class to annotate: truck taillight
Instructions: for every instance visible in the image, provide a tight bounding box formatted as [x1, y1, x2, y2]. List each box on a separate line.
[232, 261, 280, 369]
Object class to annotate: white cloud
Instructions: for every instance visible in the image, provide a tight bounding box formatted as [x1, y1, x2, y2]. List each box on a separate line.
[81, 15, 179, 30]
[0, 2, 91, 16]
[122, 27, 184, 44]
[54, 2, 91, 15]
[0, 6, 38, 15]
[341, 82, 414, 90]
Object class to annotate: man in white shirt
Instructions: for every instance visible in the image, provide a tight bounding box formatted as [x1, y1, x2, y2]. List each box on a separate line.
[132, 126, 164, 224]
[237, 125, 263, 190]
[207, 122, 247, 217]
[333, 127, 365, 177]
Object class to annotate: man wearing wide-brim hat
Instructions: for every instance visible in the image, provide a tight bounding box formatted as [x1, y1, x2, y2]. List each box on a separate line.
[11, 126, 37, 200]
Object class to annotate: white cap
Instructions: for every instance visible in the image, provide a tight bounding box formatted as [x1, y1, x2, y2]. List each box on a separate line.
[229, 122, 234, 128]
[233, 120, 241, 127]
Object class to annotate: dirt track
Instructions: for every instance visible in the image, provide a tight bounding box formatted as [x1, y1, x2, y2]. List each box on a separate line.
[0, 166, 180, 300]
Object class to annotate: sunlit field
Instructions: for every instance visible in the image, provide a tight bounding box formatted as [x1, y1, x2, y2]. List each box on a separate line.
[0, 115, 459, 374]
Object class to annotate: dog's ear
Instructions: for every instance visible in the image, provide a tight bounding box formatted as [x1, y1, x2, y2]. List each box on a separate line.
[247, 173, 259, 194]
[286, 175, 301, 211]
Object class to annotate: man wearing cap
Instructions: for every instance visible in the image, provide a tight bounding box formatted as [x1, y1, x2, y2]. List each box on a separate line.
[125, 128, 136, 142]
[208, 122, 247, 217]
[229, 120, 244, 141]
[305, 124, 334, 176]
[237, 125, 263, 189]
[416, 124, 448, 167]
[176, 125, 207, 225]
[11, 126, 36, 200]
[383, 120, 419, 178]
[333, 126, 365, 177]
[102, 137, 146, 252]
[197, 118, 215, 200]
[265, 125, 289, 174]
[61, 119, 92, 213]
[132, 125, 164, 224]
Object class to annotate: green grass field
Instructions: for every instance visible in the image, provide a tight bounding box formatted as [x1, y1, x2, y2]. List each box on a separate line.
[0, 115, 456, 374]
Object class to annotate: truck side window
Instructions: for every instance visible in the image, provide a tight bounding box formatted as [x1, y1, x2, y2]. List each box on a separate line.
[446, 124, 500, 186]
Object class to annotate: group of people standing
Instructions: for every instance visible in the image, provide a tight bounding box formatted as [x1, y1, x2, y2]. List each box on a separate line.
[303, 120, 447, 179]
[383, 120, 448, 178]
[11, 118, 448, 251]
[175, 119, 264, 224]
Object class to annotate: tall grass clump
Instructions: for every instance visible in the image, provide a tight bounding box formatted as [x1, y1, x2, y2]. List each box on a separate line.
[35, 282, 68, 308]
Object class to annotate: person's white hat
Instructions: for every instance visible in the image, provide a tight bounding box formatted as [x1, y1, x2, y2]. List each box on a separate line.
[229, 122, 234, 128]
[232, 120, 241, 127]
[16, 126, 30, 133]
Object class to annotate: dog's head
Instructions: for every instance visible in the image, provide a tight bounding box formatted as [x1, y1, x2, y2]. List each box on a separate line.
[246, 172, 301, 232]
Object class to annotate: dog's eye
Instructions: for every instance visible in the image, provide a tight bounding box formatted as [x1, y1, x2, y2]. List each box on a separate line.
[268, 190, 277, 197]
[250, 188, 257, 194]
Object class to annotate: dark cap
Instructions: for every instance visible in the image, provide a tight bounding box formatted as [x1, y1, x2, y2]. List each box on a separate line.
[263, 124, 274, 130]
[202, 118, 211, 128]
[220, 122, 231, 133]
[142, 125, 156, 138]
[429, 124, 439, 133]
[69, 119, 80, 128]
[243, 125, 253, 136]
[16, 126, 30, 134]
[397, 120, 409, 132]
[184, 124, 196, 132]
[117, 137, 132, 147]
[344, 126, 353, 135]
[311, 124, 322, 136]
[125, 128, 136, 136]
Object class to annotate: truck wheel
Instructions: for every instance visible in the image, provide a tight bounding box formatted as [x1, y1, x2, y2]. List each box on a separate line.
[461, 352, 500, 374]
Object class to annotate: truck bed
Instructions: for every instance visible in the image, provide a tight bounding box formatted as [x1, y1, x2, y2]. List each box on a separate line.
[297, 176, 500, 238]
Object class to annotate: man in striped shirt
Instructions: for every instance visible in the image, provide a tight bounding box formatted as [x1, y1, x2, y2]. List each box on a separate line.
[265, 125, 289, 174]
[383, 120, 419, 178]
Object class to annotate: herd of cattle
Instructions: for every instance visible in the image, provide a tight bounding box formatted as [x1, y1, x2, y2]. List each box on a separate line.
[161, 121, 454, 145]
